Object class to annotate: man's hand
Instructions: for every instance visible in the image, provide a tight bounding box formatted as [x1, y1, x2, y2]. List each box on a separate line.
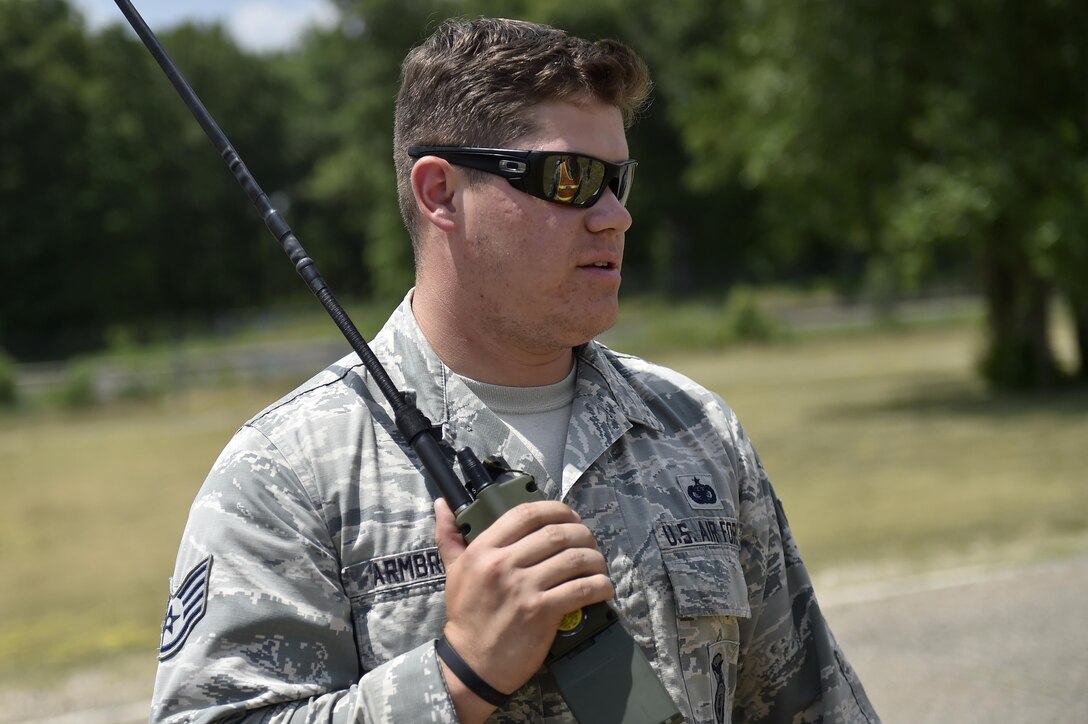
[434, 497, 614, 723]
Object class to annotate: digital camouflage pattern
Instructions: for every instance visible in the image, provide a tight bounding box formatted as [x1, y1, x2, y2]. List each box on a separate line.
[151, 291, 879, 723]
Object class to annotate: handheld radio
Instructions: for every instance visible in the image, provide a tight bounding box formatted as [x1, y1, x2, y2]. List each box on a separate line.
[113, 2, 681, 721]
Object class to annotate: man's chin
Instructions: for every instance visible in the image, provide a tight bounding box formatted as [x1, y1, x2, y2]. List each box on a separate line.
[570, 308, 619, 346]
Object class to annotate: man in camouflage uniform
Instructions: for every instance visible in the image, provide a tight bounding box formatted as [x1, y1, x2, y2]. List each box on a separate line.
[151, 17, 879, 724]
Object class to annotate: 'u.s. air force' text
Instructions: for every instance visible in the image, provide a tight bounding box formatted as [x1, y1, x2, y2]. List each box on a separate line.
[655, 517, 741, 550]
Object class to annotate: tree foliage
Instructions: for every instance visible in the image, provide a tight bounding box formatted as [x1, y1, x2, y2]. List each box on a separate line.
[2, 0, 1086, 388]
[0, 0, 95, 357]
[654, 0, 1088, 387]
[2, 2, 304, 357]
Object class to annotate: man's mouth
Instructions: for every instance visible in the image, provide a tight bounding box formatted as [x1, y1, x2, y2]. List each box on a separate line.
[578, 250, 621, 273]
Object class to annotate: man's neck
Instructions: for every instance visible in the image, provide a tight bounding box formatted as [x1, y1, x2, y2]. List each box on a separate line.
[412, 286, 575, 387]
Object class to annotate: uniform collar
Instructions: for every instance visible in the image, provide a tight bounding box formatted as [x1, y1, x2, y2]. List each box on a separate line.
[573, 341, 663, 434]
[368, 289, 663, 498]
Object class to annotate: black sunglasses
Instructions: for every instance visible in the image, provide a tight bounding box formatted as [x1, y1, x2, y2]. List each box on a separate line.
[407, 146, 637, 208]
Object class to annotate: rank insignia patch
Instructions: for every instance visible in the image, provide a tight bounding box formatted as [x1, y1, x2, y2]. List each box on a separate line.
[678, 474, 722, 510]
[158, 556, 212, 661]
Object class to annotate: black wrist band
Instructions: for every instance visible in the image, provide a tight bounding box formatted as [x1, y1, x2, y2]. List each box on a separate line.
[436, 635, 512, 707]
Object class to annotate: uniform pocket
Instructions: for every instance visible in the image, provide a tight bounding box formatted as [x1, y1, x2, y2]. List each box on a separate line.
[655, 516, 749, 724]
[341, 547, 448, 669]
[654, 516, 750, 618]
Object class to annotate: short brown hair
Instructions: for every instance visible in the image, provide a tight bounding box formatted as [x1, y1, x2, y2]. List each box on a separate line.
[394, 17, 652, 246]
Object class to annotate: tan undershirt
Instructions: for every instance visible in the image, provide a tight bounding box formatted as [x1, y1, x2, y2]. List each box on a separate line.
[456, 364, 577, 486]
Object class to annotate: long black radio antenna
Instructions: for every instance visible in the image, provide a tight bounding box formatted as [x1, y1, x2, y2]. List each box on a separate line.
[112, 0, 471, 511]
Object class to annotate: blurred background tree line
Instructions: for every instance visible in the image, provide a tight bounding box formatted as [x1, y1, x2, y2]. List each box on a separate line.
[2, 0, 1085, 389]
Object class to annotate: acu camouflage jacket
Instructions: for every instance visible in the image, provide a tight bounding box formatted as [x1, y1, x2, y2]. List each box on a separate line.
[150, 292, 879, 724]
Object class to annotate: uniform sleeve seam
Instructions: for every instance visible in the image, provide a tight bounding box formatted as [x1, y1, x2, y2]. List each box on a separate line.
[242, 423, 340, 561]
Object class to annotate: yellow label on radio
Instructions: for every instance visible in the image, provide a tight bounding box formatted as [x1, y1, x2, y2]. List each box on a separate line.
[558, 608, 584, 633]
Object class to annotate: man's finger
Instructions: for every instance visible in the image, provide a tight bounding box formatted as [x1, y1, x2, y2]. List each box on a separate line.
[434, 497, 468, 568]
[503, 522, 601, 568]
[527, 545, 611, 593]
[472, 501, 582, 548]
[539, 573, 616, 614]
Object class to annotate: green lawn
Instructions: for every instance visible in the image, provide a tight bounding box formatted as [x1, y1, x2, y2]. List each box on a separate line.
[0, 386, 287, 684]
[652, 326, 1088, 574]
[1, 320, 1085, 687]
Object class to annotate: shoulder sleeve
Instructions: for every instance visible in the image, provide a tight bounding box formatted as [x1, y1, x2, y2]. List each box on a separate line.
[720, 406, 880, 724]
[150, 425, 457, 724]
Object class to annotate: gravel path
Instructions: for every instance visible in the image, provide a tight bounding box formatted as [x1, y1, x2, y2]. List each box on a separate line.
[3, 554, 1085, 723]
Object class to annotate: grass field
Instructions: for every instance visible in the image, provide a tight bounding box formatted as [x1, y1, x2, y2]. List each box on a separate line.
[1, 316, 1085, 695]
[653, 326, 1088, 573]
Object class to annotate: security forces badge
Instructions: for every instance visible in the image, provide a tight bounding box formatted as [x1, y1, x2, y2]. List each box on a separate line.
[158, 556, 212, 661]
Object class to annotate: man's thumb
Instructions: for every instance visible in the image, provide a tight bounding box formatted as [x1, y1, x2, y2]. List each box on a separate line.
[434, 497, 467, 567]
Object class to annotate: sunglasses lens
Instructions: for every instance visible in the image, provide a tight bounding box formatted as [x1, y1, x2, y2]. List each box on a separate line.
[541, 154, 606, 206]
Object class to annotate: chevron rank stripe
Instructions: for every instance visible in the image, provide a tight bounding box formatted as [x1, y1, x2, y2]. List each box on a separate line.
[158, 556, 212, 661]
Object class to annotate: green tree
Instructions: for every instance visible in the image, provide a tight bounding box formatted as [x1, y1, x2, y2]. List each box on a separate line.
[884, 1, 1088, 387]
[84, 22, 302, 333]
[660, 0, 1088, 387]
[0, 3, 305, 359]
[0, 0, 97, 359]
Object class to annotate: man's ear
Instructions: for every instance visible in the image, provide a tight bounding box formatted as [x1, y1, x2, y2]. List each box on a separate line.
[411, 156, 460, 234]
